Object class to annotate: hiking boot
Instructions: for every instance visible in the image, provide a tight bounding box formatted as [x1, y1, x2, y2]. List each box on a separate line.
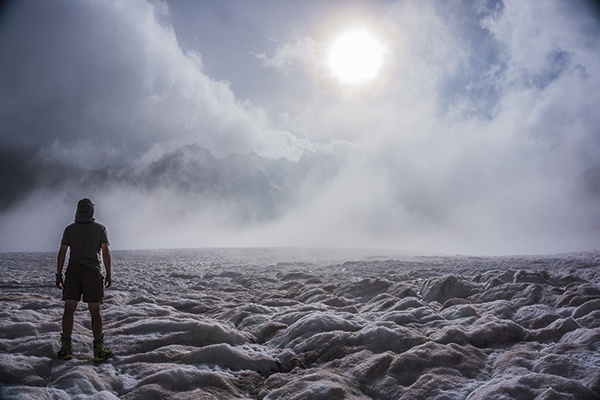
[93, 335, 113, 362]
[57, 334, 73, 360]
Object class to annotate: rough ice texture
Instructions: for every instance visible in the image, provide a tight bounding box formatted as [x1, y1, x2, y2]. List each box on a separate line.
[1, 249, 599, 399]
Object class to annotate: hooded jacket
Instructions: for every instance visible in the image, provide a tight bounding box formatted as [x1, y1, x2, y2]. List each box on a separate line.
[61, 198, 109, 270]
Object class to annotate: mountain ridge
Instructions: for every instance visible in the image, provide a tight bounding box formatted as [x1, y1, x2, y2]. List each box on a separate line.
[0, 144, 341, 221]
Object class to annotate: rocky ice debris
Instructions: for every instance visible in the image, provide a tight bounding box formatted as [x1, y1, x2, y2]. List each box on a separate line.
[1, 249, 600, 399]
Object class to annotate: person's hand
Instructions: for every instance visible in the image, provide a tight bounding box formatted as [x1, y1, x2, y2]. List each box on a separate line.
[105, 274, 112, 288]
[55, 275, 64, 290]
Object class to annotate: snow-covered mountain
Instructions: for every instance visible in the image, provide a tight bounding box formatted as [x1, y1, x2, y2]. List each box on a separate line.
[0, 144, 341, 220]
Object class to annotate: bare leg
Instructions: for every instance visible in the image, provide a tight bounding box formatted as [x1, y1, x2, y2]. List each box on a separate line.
[88, 302, 103, 341]
[62, 300, 78, 337]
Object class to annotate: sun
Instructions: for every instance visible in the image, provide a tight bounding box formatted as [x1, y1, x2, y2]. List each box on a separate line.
[327, 27, 386, 85]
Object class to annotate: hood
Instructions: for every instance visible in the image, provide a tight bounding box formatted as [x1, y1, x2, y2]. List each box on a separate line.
[75, 198, 95, 223]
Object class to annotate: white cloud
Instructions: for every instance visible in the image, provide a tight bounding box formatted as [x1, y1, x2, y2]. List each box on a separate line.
[257, 36, 318, 72]
[248, 0, 600, 254]
[1, 0, 598, 255]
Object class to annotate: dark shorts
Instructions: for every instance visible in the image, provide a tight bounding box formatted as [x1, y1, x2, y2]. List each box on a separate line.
[63, 262, 104, 303]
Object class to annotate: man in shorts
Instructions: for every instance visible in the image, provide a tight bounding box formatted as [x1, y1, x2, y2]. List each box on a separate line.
[55, 198, 113, 362]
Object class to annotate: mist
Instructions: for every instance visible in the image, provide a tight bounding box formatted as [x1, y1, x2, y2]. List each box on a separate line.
[0, 0, 599, 255]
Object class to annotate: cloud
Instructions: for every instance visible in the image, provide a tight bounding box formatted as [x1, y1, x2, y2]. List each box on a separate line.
[0, 0, 599, 255]
[249, 0, 600, 254]
[0, 0, 310, 166]
[257, 37, 318, 72]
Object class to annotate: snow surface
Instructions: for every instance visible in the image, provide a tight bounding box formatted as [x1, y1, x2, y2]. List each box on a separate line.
[1, 248, 600, 399]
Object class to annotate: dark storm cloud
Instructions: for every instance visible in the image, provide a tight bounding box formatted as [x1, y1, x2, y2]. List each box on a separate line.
[0, 0, 310, 167]
[1, 1, 152, 151]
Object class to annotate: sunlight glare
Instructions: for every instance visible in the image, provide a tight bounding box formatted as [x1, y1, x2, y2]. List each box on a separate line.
[327, 27, 385, 85]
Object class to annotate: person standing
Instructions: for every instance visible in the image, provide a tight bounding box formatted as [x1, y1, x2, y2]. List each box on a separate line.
[55, 198, 113, 362]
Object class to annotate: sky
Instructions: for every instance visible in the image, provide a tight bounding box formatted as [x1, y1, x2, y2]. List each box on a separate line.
[0, 0, 599, 255]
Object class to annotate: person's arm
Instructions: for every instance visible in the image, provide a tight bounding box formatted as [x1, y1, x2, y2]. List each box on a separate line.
[56, 244, 68, 289]
[101, 243, 112, 288]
